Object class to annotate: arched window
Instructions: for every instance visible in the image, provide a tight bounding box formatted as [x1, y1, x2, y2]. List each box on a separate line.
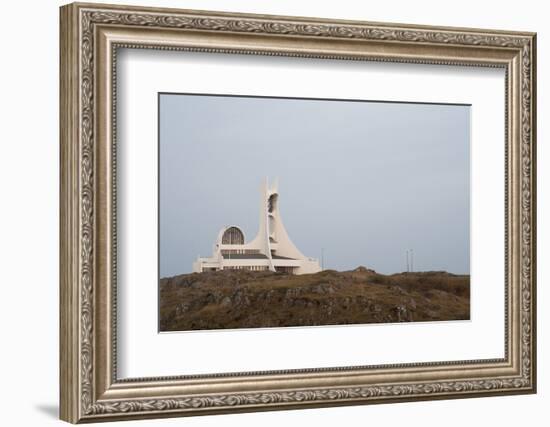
[221, 226, 245, 245]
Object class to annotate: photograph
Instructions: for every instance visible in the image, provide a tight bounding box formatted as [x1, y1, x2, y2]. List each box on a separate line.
[158, 93, 471, 331]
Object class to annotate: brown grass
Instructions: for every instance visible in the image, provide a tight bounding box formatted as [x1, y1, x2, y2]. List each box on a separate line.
[159, 268, 470, 331]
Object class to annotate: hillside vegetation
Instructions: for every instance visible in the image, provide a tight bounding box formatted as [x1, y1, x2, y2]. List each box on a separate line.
[159, 267, 470, 331]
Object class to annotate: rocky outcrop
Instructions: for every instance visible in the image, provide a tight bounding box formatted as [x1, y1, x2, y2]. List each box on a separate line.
[159, 269, 470, 331]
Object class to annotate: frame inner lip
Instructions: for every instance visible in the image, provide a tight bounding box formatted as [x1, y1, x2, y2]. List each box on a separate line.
[110, 44, 510, 383]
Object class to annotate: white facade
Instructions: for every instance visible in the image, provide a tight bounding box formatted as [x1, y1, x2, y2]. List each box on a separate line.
[193, 179, 321, 275]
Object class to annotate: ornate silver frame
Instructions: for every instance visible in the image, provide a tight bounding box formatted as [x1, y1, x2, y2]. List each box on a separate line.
[60, 2, 537, 423]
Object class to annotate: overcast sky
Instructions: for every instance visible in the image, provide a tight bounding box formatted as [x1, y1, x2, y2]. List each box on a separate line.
[159, 94, 470, 277]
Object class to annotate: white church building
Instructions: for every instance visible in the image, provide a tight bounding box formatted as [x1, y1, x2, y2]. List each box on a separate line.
[193, 179, 321, 275]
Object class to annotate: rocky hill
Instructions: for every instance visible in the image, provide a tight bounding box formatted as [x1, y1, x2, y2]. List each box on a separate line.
[159, 267, 470, 331]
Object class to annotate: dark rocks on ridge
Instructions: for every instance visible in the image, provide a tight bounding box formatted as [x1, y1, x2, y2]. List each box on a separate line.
[159, 268, 470, 331]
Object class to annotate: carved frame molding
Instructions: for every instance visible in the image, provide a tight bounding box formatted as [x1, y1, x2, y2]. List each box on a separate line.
[60, 2, 536, 423]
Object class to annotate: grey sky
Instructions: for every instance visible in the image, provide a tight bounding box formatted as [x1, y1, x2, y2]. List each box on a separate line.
[160, 94, 470, 277]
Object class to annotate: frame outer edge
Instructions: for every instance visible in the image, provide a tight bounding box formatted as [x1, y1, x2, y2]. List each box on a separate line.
[60, 3, 81, 424]
[60, 2, 537, 422]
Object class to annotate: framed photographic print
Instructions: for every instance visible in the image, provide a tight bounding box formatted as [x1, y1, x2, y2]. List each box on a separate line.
[60, 2, 537, 423]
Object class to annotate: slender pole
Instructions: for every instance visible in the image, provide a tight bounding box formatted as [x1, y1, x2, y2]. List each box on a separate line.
[406, 250, 409, 272]
[410, 249, 414, 272]
[321, 248, 325, 270]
